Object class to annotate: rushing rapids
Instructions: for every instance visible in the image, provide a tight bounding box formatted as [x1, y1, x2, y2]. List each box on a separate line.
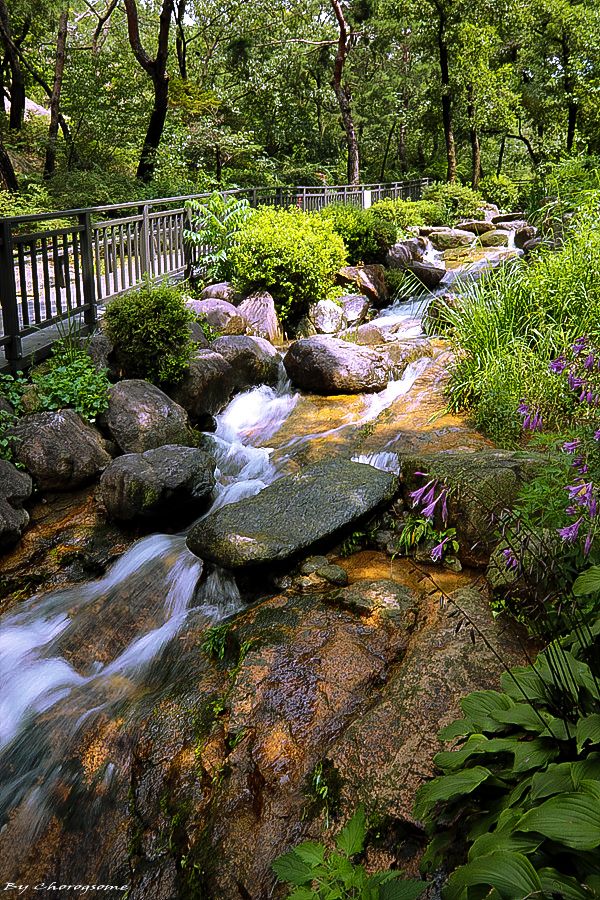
[0, 242, 524, 892]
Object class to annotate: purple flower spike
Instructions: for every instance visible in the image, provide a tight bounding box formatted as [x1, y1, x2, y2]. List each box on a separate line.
[563, 440, 581, 453]
[558, 518, 583, 543]
[584, 353, 596, 370]
[421, 497, 440, 520]
[549, 356, 567, 374]
[594, 430, 600, 442]
[572, 336, 589, 356]
[502, 547, 519, 571]
[431, 537, 449, 562]
[409, 479, 434, 506]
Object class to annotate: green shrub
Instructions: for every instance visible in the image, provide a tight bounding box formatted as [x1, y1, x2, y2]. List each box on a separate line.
[31, 342, 111, 422]
[421, 182, 486, 226]
[370, 197, 445, 232]
[184, 191, 253, 283]
[103, 281, 196, 385]
[317, 203, 396, 264]
[416, 612, 600, 897]
[272, 806, 426, 900]
[229, 206, 347, 328]
[478, 175, 520, 212]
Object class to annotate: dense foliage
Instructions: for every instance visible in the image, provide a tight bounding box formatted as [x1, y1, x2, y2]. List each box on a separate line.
[317, 203, 397, 264]
[184, 192, 253, 282]
[103, 281, 197, 385]
[229, 206, 347, 328]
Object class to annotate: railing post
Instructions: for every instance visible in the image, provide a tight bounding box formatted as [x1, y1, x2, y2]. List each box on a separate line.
[0, 219, 22, 372]
[140, 203, 151, 276]
[79, 212, 97, 329]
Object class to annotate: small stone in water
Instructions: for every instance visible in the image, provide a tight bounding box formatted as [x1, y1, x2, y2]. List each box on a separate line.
[300, 555, 331, 575]
[317, 564, 349, 586]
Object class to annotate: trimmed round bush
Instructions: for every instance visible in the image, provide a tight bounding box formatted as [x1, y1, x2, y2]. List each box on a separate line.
[317, 203, 396, 264]
[421, 182, 486, 225]
[103, 281, 196, 386]
[229, 206, 347, 328]
[479, 175, 520, 212]
[370, 197, 445, 232]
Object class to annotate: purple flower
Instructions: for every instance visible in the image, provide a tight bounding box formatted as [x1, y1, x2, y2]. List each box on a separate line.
[549, 356, 567, 374]
[584, 353, 596, 370]
[409, 479, 435, 506]
[431, 537, 449, 562]
[594, 430, 600, 441]
[421, 497, 440, 520]
[572, 336, 589, 356]
[558, 518, 583, 543]
[563, 439, 581, 453]
[568, 372, 584, 391]
[502, 547, 519, 571]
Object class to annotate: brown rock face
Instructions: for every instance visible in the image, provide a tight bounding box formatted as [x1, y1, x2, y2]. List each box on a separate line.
[284, 335, 392, 394]
[337, 265, 390, 307]
[11, 409, 111, 490]
[106, 380, 192, 453]
[168, 350, 236, 422]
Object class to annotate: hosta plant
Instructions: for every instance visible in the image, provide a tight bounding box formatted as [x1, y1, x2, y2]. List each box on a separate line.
[416, 627, 600, 899]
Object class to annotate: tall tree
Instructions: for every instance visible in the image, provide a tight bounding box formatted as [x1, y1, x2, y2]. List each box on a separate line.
[44, 7, 68, 177]
[123, 0, 173, 181]
[0, 0, 27, 130]
[331, 0, 360, 183]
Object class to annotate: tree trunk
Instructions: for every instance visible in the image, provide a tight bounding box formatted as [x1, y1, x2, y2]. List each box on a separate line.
[175, 0, 187, 79]
[0, 0, 25, 130]
[330, 0, 360, 184]
[44, 9, 68, 178]
[379, 122, 396, 181]
[436, 6, 456, 182]
[124, 0, 172, 183]
[0, 139, 17, 190]
[496, 136, 506, 176]
[566, 99, 577, 153]
[467, 86, 481, 189]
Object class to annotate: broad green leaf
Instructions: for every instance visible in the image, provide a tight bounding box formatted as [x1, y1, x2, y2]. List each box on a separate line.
[460, 691, 514, 730]
[517, 793, 600, 849]
[434, 735, 516, 772]
[288, 889, 316, 900]
[293, 841, 326, 866]
[577, 714, 600, 752]
[444, 850, 542, 900]
[530, 762, 574, 801]
[468, 829, 541, 860]
[572, 756, 600, 788]
[413, 767, 492, 821]
[573, 565, 600, 596]
[439, 718, 474, 741]
[539, 868, 593, 900]
[379, 879, 427, 900]
[336, 806, 366, 857]
[512, 739, 557, 773]
[272, 849, 313, 885]
[501, 667, 548, 703]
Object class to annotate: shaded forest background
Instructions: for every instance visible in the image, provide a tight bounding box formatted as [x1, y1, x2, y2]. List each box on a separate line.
[0, 0, 599, 211]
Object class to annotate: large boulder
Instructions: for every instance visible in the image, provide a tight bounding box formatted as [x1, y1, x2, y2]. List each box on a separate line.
[514, 224, 538, 249]
[399, 449, 546, 566]
[284, 335, 391, 394]
[339, 294, 371, 325]
[211, 335, 281, 388]
[0, 460, 32, 548]
[98, 445, 216, 523]
[457, 220, 496, 235]
[337, 265, 389, 307]
[310, 298, 347, 334]
[427, 228, 475, 251]
[187, 458, 397, 568]
[237, 291, 281, 343]
[186, 298, 246, 336]
[106, 380, 192, 453]
[11, 410, 111, 491]
[200, 282, 240, 304]
[403, 259, 446, 290]
[480, 229, 510, 247]
[386, 238, 427, 268]
[168, 350, 236, 422]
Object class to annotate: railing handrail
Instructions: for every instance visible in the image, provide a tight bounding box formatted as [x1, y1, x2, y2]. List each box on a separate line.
[0, 179, 432, 227]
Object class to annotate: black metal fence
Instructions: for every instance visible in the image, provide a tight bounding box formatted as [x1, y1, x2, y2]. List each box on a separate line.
[0, 178, 431, 370]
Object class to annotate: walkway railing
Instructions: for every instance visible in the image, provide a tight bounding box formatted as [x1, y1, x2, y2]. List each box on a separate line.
[0, 178, 431, 370]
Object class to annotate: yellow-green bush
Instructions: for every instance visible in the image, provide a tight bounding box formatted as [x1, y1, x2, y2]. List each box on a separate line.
[229, 206, 347, 328]
[370, 197, 445, 232]
[317, 203, 397, 264]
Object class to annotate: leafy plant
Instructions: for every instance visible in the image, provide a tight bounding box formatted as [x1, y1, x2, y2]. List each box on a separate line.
[184, 191, 253, 283]
[103, 279, 197, 386]
[229, 206, 347, 329]
[478, 175, 520, 212]
[370, 197, 445, 232]
[0, 409, 18, 463]
[201, 623, 231, 661]
[395, 514, 459, 562]
[416, 614, 600, 898]
[272, 806, 426, 900]
[421, 182, 486, 226]
[318, 203, 396, 264]
[30, 344, 111, 422]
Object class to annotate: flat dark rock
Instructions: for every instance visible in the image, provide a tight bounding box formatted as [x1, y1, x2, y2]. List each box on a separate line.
[187, 458, 397, 568]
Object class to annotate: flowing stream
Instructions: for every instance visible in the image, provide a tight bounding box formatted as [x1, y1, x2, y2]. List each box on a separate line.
[0, 238, 514, 852]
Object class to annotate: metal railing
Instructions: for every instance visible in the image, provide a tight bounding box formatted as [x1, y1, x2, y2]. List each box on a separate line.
[0, 178, 431, 370]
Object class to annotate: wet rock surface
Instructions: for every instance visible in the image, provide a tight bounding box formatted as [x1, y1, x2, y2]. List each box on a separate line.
[187, 458, 397, 568]
[186, 298, 246, 335]
[337, 265, 389, 307]
[98, 445, 216, 522]
[238, 290, 281, 343]
[212, 335, 281, 388]
[169, 349, 236, 422]
[284, 335, 392, 393]
[106, 380, 192, 452]
[0, 460, 32, 548]
[11, 409, 111, 490]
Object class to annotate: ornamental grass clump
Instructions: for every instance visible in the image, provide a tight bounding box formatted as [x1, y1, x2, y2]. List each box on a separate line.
[229, 206, 347, 330]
